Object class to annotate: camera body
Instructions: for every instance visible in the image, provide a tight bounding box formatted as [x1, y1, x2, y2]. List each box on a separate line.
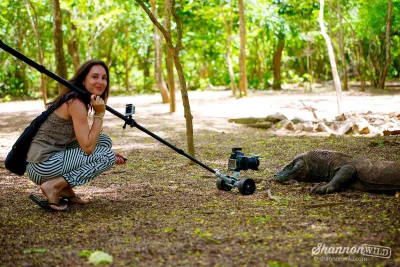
[228, 147, 259, 172]
[125, 104, 135, 117]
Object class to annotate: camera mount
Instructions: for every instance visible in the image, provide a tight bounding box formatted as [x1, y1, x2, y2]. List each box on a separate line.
[214, 147, 258, 194]
[0, 40, 257, 195]
[123, 104, 135, 129]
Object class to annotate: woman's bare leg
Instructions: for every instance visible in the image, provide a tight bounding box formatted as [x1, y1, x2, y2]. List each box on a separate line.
[40, 177, 68, 210]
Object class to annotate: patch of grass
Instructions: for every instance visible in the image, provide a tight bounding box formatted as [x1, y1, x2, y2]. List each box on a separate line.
[79, 250, 96, 257]
[162, 227, 176, 233]
[304, 194, 313, 201]
[250, 216, 273, 224]
[1, 97, 400, 266]
[22, 249, 47, 254]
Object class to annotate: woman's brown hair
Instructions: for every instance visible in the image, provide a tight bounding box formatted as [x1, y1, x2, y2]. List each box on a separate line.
[46, 59, 110, 109]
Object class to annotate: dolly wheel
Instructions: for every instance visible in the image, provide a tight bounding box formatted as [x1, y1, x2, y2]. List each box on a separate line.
[216, 178, 232, 191]
[238, 178, 256, 195]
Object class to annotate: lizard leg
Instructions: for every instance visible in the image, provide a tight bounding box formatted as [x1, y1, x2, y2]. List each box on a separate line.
[311, 165, 356, 194]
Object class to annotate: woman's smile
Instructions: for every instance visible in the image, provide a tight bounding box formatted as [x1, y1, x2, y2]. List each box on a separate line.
[83, 65, 108, 96]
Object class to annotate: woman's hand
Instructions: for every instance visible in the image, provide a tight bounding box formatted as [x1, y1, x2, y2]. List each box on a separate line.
[91, 94, 105, 116]
[115, 152, 127, 165]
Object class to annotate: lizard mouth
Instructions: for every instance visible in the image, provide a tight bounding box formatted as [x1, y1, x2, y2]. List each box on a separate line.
[274, 159, 306, 183]
[274, 171, 295, 182]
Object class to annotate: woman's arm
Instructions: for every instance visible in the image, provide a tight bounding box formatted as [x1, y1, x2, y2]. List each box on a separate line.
[68, 95, 105, 155]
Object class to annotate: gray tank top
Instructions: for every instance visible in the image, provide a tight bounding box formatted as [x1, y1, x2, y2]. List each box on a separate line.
[27, 112, 75, 163]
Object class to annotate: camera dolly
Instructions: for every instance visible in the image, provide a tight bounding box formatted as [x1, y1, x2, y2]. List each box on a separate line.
[215, 147, 259, 195]
[121, 105, 260, 195]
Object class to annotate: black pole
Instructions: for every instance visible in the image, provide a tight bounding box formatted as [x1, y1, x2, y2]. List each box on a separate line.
[0, 40, 216, 174]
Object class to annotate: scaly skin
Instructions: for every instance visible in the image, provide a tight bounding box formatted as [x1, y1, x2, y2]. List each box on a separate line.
[274, 150, 400, 194]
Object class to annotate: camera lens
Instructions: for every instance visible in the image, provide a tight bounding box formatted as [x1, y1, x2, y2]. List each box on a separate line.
[247, 156, 260, 170]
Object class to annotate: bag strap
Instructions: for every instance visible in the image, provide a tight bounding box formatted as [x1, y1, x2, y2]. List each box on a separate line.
[46, 93, 77, 114]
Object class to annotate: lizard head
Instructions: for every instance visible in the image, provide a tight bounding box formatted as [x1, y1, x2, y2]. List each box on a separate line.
[274, 153, 308, 183]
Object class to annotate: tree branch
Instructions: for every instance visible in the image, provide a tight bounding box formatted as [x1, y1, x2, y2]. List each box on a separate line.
[171, 0, 182, 52]
[134, 0, 175, 51]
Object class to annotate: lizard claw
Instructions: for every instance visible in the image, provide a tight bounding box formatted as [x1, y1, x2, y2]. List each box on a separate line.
[310, 184, 336, 194]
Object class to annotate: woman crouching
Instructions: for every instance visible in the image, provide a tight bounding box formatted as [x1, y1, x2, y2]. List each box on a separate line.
[26, 59, 126, 212]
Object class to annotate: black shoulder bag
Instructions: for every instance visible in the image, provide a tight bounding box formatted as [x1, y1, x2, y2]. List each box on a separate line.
[5, 95, 74, 176]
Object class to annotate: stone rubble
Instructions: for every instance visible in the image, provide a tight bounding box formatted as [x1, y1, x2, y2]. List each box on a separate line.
[229, 111, 400, 136]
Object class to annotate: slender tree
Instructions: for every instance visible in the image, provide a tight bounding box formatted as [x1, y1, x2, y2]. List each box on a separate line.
[337, 0, 348, 90]
[272, 37, 285, 90]
[150, 0, 169, 103]
[332, 4, 366, 91]
[164, 0, 176, 112]
[51, 0, 67, 93]
[15, 21, 28, 95]
[124, 27, 131, 91]
[378, 0, 392, 89]
[25, 0, 47, 106]
[319, 0, 342, 114]
[238, 0, 247, 97]
[67, 23, 80, 72]
[135, 0, 195, 158]
[220, 0, 237, 97]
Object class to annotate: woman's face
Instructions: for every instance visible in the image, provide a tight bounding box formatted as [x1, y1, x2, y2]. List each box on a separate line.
[83, 65, 108, 96]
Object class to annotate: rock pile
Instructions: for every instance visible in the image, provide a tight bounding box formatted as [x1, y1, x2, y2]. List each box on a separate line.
[229, 112, 400, 136]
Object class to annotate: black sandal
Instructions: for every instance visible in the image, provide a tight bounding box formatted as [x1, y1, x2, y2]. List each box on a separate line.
[29, 194, 69, 212]
[60, 196, 86, 205]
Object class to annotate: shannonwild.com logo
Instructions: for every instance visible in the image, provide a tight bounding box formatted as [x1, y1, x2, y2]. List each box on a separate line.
[311, 243, 391, 262]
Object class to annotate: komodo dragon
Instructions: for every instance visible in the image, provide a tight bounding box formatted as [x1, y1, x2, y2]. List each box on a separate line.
[274, 150, 400, 194]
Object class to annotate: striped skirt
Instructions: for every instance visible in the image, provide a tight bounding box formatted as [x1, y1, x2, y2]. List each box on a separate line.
[27, 134, 116, 187]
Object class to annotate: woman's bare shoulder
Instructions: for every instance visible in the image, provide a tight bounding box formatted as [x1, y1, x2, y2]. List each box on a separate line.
[67, 98, 88, 116]
[54, 98, 84, 120]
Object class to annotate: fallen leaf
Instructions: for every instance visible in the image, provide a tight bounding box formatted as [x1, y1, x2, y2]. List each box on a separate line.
[88, 251, 113, 265]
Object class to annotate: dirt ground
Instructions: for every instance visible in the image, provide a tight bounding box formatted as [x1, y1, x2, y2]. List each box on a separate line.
[0, 89, 399, 267]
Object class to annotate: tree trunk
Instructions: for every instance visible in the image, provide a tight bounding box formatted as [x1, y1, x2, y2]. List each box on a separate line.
[106, 38, 115, 67]
[51, 0, 67, 94]
[125, 42, 130, 91]
[327, 3, 338, 60]
[337, 0, 348, 90]
[357, 40, 365, 91]
[15, 23, 28, 95]
[378, 0, 392, 89]
[369, 41, 380, 86]
[221, 0, 237, 97]
[305, 41, 313, 92]
[150, 0, 169, 103]
[67, 23, 80, 72]
[238, 0, 247, 97]
[136, 0, 195, 158]
[319, 0, 343, 115]
[165, 0, 176, 112]
[26, 0, 47, 106]
[331, 3, 365, 91]
[356, 40, 365, 92]
[272, 38, 285, 90]
[143, 46, 152, 90]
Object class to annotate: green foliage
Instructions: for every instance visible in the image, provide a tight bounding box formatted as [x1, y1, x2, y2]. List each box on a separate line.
[0, 0, 399, 100]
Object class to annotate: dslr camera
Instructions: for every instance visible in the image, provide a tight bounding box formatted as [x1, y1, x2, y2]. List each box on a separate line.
[228, 147, 259, 172]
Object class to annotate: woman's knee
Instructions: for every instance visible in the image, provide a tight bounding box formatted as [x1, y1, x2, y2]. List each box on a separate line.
[98, 133, 113, 149]
[102, 149, 116, 164]
[92, 147, 116, 165]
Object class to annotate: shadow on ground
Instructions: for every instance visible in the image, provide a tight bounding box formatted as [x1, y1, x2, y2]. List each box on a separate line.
[0, 91, 399, 266]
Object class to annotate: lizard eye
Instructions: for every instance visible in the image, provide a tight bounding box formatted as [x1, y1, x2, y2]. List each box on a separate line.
[293, 160, 303, 170]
